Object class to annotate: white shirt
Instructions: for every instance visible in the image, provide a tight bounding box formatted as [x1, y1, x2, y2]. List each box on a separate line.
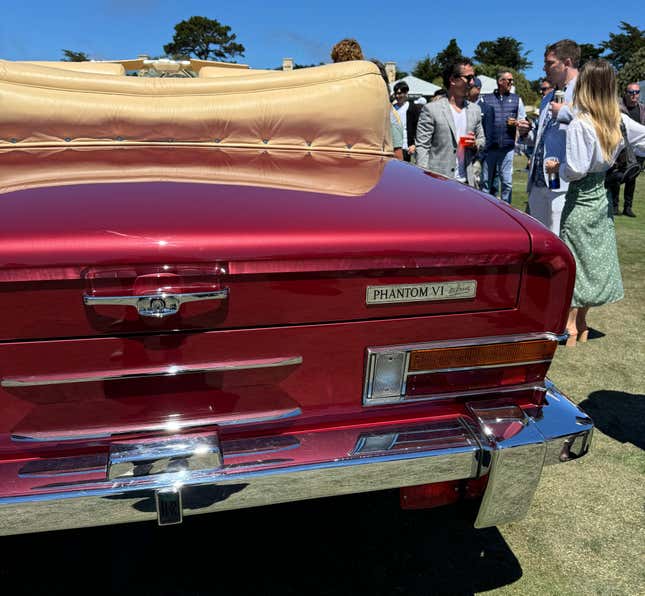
[450, 105, 468, 181]
[393, 101, 409, 135]
[564, 114, 645, 182]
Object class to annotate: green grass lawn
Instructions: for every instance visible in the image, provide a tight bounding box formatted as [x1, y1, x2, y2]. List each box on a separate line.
[484, 159, 645, 595]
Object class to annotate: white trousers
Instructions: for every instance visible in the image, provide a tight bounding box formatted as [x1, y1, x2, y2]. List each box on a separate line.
[528, 186, 566, 236]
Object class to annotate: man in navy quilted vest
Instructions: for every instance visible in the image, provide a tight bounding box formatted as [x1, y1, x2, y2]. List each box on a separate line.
[480, 71, 528, 203]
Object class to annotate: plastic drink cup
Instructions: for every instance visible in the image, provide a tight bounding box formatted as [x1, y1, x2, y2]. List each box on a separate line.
[459, 134, 475, 148]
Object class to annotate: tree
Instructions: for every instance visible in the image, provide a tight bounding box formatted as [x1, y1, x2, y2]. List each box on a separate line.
[529, 79, 543, 94]
[412, 56, 441, 83]
[617, 47, 645, 89]
[395, 69, 409, 80]
[62, 49, 89, 62]
[412, 39, 463, 84]
[578, 43, 603, 67]
[164, 16, 245, 61]
[601, 21, 644, 70]
[436, 38, 463, 70]
[475, 63, 538, 106]
[474, 37, 532, 72]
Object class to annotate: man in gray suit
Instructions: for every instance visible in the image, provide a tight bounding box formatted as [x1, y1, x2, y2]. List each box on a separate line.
[415, 57, 485, 187]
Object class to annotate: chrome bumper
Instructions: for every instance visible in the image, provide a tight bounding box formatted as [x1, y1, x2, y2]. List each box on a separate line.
[0, 381, 592, 536]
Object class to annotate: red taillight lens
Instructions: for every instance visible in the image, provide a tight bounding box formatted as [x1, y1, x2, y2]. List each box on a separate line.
[406, 362, 550, 397]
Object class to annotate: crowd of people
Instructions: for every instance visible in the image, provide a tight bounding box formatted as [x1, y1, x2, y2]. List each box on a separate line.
[330, 37, 645, 347]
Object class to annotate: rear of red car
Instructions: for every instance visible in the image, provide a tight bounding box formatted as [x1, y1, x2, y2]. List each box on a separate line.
[0, 148, 592, 535]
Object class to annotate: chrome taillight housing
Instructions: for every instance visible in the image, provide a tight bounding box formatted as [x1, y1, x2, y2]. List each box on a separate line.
[363, 334, 560, 406]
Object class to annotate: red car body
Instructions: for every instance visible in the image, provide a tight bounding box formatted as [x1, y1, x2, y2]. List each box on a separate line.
[0, 145, 593, 535]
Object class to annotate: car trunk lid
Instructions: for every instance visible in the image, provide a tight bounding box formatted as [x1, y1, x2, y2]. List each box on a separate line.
[0, 148, 530, 341]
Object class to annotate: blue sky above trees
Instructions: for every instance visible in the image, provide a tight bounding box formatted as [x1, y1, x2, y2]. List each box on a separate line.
[1, 0, 640, 80]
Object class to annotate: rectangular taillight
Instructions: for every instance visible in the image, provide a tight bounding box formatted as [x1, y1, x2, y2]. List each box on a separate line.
[363, 335, 558, 406]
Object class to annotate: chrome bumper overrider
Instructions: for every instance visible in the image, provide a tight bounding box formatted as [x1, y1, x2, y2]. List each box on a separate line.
[0, 381, 592, 536]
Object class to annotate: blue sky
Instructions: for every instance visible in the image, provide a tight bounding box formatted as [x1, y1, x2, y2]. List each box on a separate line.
[1, 1, 641, 81]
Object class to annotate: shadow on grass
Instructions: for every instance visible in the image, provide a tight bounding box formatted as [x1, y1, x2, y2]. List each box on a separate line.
[579, 390, 645, 449]
[585, 327, 607, 341]
[1, 491, 523, 596]
[558, 327, 607, 345]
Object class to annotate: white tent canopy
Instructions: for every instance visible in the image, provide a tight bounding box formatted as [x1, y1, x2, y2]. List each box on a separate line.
[477, 75, 497, 94]
[478, 75, 523, 95]
[392, 74, 517, 97]
[390, 75, 440, 97]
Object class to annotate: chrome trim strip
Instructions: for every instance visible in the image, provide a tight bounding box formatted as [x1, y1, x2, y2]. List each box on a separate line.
[408, 359, 553, 376]
[367, 332, 562, 355]
[364, 382, 546, 407]
[224, 436, 301, 458]
[401, 351, 411, 396]
[10, 407, 303, 443]
[1, 356, 303, 388]
[83, 289, 229, 318]
[0, 382, 592, 536]
[18, 454, 108, 479]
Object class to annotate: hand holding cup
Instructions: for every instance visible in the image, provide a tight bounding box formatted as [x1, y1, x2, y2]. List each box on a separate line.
[545, 156, 561, 189]
[544, 157, 560, 174]
[517, 119, 531, 135]
[459, 132, 477, 149]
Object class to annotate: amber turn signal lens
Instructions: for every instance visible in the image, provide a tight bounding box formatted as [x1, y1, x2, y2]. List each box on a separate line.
[408, 340, 557, 372]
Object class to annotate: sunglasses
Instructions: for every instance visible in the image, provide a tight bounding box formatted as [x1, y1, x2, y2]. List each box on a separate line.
[500, 78, 514, 83]
[540, 87, 551, 93]
[395, 90, 408, 95]
[457, 74, 475, 83]
[626, 90, 640, 95]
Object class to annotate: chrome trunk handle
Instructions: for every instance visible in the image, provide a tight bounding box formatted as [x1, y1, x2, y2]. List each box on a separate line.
[83, 289, 228, 318]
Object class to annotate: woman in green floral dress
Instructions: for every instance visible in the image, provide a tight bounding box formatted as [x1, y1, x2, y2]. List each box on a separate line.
[545, 60, 645, 346]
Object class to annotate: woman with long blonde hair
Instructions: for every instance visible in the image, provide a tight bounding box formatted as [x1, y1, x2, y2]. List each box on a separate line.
[546, 60, 645, 345]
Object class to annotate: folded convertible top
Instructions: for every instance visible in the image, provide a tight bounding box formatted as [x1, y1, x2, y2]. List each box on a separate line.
[0, 60, 392, 154]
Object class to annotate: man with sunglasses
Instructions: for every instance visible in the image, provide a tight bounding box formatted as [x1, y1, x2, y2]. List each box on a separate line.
[479, 71, 529, 204]
[392, 81, 423, 162]
[415, 57, 485, 187]
[606, 82, 644, 217]
[539, 80, 553, 97]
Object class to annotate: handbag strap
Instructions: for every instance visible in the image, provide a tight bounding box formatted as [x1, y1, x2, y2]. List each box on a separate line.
[619, 120, 637, 163]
